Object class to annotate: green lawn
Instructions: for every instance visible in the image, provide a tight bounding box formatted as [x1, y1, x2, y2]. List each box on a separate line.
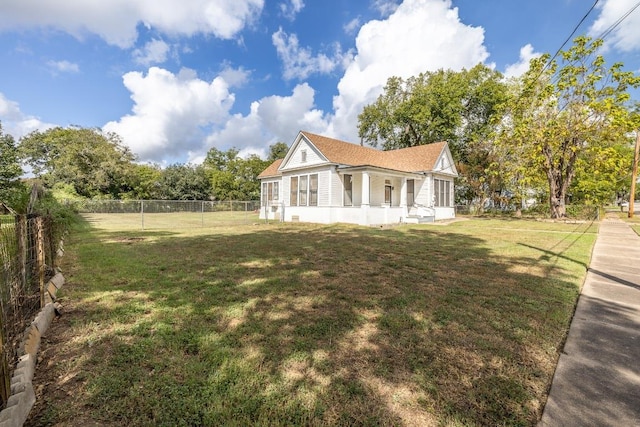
[28, 216, 598, 426]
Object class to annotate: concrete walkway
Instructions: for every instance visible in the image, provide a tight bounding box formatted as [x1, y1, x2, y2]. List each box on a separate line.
[539, 213, 640, 426]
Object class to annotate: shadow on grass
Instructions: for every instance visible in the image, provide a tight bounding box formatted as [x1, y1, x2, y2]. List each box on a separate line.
[28, 220, 592, 426]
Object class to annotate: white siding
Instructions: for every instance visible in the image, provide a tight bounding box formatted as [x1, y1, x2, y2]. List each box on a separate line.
[369, 175, 388, 206]
[415, 176, 432, 206]
[331, 171, 343, 206]
[281, 139, 326, 170]
[318, 169, 331, 206]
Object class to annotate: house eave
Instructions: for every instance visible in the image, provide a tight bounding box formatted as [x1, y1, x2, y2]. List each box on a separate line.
[336, 164, 424, 178]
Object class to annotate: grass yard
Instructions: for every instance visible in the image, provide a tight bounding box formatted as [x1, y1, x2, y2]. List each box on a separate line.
[82, 210, 261, 230]
[26, 215, 598, 426]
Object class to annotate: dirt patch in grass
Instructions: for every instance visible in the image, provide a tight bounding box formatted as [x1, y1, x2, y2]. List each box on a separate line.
[25, 218, 596, 426]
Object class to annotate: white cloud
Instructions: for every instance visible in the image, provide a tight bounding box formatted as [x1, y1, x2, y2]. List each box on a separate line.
[279, 0, 304, 21]
[132, 39, 170, 65]
[328, 0, 490, 141]
[272, 27, 350, 80]
[218, 64, 251, 88]
[504, 44, 541, 78]
[46, 60, 80, 74]
[197, 83, 328, 163]
[0, 0, 264, 48]
[0, 92, 55, 138]
[103, 67, 236, 162]
[589, 0, 640, 52]
[344, 17, 362, 35]
[373, 0, 401, 17]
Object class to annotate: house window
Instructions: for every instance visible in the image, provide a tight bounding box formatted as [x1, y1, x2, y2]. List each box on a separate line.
[290, 176, 298, 206]
[262, 182, 279, 206]
[407, 179, 415, 207]
[261, 182, 267, 206]
[301, 149, 307, 163]
[344, 174, 352, 206]
[434, 179, 451, 207]
[309, 174, 318, 206]
[299, 175, 308, 206]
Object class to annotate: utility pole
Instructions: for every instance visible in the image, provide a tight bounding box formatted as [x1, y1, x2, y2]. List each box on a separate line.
[629, 130, 640, 218]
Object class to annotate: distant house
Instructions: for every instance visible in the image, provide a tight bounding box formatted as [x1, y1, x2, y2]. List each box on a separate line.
[258, 131, 457, 225]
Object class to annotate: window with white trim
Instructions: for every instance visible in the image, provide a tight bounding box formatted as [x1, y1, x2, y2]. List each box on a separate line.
[290, 177, 298, 206]
[434, 179, 451, 207]
[261, 182, 279, 206]
[309, 174, 318, 206]
[289, 174, 318, 206]
[407, 179, 415, 207]
[344, 174, 352, 206]
[299, 175, 308, 206]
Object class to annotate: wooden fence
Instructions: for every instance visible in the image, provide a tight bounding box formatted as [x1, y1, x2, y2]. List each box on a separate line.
[0, 214, 59, 409]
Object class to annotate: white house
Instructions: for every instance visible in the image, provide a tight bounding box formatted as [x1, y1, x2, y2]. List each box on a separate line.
[258, 131, 458, 226]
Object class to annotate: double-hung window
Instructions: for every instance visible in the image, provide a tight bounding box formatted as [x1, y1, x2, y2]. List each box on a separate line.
[434, 179, 451, 207]
[290, 174, 318, 206]
[261, 182, 279, 206]
[309, 174, 318, 206]
[407, 179, 415, 207]
[290, 177, 298, 206]
[299, 176, 308, 206]
[344, 174, 353, 206]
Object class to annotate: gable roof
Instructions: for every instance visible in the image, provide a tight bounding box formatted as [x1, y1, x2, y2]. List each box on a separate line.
[301, 131, 447, 173]
[259, 131, 453, 178]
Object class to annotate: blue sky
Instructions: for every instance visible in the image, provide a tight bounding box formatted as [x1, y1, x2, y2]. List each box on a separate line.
[0, 0, 639, 165]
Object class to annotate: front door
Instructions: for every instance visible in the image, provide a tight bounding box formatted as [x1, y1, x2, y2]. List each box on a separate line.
[385, 185, 392, 206]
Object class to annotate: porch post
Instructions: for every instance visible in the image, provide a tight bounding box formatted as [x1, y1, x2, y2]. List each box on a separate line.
[362, 171, 370, 206]
[361, 171, 370, 225]
[400, 177, 408, 220]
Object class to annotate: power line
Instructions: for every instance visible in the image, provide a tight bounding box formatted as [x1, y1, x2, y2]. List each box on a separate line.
[597, 0, 640, 42]
[511, 0, 600, 105]
[541, 0, 601, 75]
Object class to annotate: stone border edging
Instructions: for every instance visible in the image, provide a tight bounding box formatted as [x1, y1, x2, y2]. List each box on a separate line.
[0, 271, 65, 427]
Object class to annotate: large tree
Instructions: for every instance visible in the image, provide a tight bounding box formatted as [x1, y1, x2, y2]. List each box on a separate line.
[358, 64, 508, 205]
[154, 164, 211, 200]
[203, 147, 269, 200]
[0, 123, 24, 206]
[267, 142, 289, 161]
[19, 127, 136, 198]
[495, 36, 640, 218]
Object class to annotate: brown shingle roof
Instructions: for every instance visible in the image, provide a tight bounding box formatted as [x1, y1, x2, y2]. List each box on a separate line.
[301, 131, 446, 172]
[257, 158, 283, 178]
[258, 131, 449, 178]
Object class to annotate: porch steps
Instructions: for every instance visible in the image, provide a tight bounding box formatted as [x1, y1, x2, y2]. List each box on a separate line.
[405, 215, 435, 224]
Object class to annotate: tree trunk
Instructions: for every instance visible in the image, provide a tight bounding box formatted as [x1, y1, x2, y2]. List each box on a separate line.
[547, 171, 566, 218]
[548, 182, 566, 218]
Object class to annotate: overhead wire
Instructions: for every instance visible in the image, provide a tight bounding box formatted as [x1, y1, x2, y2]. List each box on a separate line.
[596, 0, 640, 41]
[514, 0, 640, 110]
[539, 0, 601, 76]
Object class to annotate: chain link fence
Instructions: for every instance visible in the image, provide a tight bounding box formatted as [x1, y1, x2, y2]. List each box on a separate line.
[455, 204, 600, 220]
[74, 200, 262, 230]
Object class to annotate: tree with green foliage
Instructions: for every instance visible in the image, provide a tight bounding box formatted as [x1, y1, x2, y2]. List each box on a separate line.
[357, 64, 508, 206]
[0, 123, 25, 208]
[19, 127, 137, 199]
[203, 147, 268, 200]
[128, 164, 162, 200]
[267, 142, 289, 161]
[154, 164, 211, 200]
[494, 36, 640, 218]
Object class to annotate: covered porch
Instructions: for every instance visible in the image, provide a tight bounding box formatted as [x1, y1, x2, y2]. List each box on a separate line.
[337, 167, 431, 225]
